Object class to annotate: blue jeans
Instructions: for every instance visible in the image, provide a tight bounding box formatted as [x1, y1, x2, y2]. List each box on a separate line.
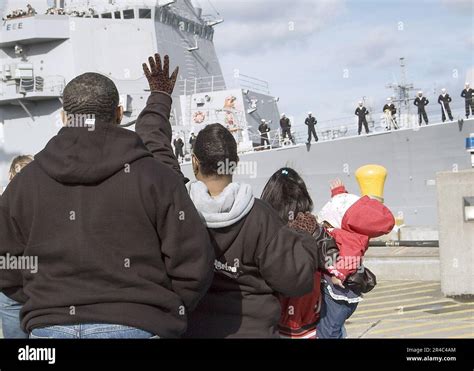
[317, 286, 359, 339]
[0, 292, 28, 339]
[30, 324, 159, 339]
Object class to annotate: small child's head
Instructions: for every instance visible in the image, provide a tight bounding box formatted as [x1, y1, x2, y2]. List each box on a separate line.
[318, 181, 395, 237]
[9, 155, 34, 182]
[261, 167, 313, 223]
[317, 192, 360, 229]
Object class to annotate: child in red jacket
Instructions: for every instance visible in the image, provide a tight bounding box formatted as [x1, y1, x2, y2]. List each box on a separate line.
[316, 179, 395, 338]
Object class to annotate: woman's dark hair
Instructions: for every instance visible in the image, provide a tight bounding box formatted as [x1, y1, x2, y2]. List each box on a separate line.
[193, 123, 239, 176]
[260, 167, 313, 223]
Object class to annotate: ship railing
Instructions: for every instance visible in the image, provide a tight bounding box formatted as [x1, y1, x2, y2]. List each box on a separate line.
[18, 75, 66, 96]
[177, 74, 227, 95]
[302, 99, 470, 142]
[226, 73, 270, 95]
[177, 73, 271, 96]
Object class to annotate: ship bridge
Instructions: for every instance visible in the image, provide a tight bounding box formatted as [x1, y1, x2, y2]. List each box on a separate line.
[0, 0, 224, 121]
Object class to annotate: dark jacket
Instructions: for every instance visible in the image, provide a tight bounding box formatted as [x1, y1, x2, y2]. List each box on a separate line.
[355, 107, 369, 118]
[304, 116, 317, 126]
[173, 138, 184, 149]
[136, 93, 334, 338]
[383, 103, 396, 115]
[280, 117, 291, 130]
[258, 123, 270, 134]
[414, 97, 429, 112]
[461, 88, 473, 101]
[438, 94, 452, 105]
[0, 120, 214, 337]
[184, 197, 333, 338]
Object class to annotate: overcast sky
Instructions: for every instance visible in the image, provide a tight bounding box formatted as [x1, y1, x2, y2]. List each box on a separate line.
[195, 0, 473, 134]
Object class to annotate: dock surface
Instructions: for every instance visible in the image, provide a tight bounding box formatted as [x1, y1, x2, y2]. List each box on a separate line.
[346, 280, 474, 338]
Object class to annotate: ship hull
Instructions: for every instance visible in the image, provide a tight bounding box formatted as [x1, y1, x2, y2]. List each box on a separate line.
[182, 119, 474, 227]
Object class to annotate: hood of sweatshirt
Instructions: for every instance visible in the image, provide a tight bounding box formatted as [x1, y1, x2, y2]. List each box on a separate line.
[35, 125, 152, 184]
[188, 180, 255, 229]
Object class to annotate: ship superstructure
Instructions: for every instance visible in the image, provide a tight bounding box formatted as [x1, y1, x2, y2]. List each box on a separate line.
[0, 0, 280, 170]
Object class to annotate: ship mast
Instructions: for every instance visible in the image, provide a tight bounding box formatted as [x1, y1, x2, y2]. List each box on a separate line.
[386, 57, 418, 126]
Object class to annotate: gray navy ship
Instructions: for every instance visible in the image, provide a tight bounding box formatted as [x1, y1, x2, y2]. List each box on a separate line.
[0, 0, 473, 229]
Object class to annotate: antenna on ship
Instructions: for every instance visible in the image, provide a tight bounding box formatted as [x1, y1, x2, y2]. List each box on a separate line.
[204, 0, 223, 26]
[386, 57, 418, 127]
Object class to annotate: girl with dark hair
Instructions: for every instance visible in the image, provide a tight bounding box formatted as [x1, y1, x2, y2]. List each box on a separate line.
[260, 167, 314, 223]
[261, 167, 335, 338]
[136, 55, 338, 338]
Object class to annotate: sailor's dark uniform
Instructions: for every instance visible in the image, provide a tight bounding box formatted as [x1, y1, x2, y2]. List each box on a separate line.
[414, 97, 429, 125]
[189, 136, 196, 151]
[461, 88, 474, 118]
[280, 117, 295, 144]
[383, 103, 396, 116]
[258, 122, 270, 147]
[173, 138, 184, 160]
[304, 116, 318, 143]
[383, 103, 397, 129]
[355, 106, 369, 134]
[437, 94, 453, 122]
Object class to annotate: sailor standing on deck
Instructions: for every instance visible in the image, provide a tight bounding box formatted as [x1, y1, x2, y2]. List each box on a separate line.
[355, 101, 370, 135]
[383, 98, 398, 130]
[280, 113, 295, 144]
[305, 112, 318, 143]
[438, 88, 453, 122]
[461, 82, 474, 119]
[414, 91, 429, 125]
[173, 137, 185, 162]
[189, 132, 197, 152]
[258, 119, 271, 149]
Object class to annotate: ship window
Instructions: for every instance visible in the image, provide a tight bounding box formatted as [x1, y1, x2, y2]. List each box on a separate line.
[139, 9, 151, 19]
[114, 11, 121, 19]
[102, 13, 112, 19]
[93, 15, 99, 18]
[123, 9, 134, 19]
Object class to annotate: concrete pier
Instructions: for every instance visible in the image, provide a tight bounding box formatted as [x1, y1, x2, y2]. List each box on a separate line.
[436, 169, 474, 297]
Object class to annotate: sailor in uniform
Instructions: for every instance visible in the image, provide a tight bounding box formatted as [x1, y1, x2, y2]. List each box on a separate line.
[189, 132, 197, 152]
[173, 137, 185, 163]
[414, 91, 429, 125]
[355, 101, 370, 135]
[461, 82, 474, 119]
[280, 113, 295, 145]
[304, 112, 318, 143]
[258, 119, 271, 149]
[437, 88, 453, 122]
[383, 98, 398, 130]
